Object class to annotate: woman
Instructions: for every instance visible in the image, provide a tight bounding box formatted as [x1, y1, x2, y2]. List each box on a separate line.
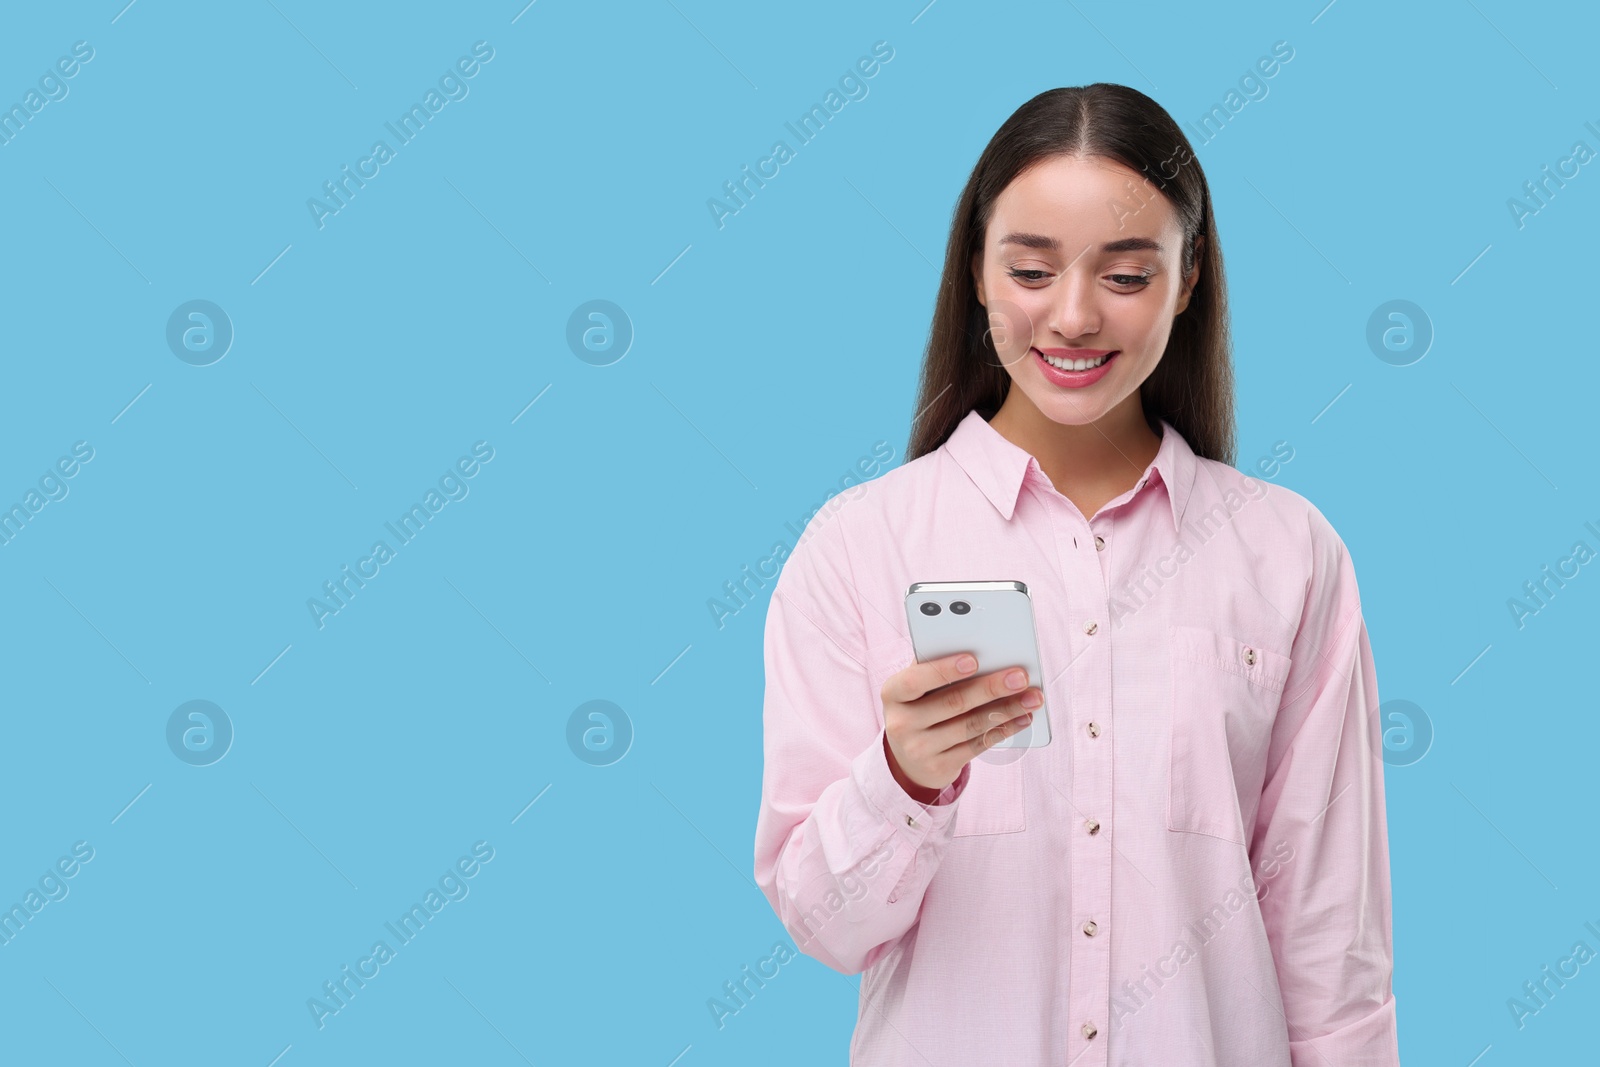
[753, 84, 1399, 1065]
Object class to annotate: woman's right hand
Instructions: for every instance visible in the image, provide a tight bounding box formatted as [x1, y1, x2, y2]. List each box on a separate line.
[880, 652, 1042, 801]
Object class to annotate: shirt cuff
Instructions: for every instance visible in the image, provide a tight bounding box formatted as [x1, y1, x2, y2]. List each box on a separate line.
[851, 728, 970, 839]
[1289, 996, 1400, 1067]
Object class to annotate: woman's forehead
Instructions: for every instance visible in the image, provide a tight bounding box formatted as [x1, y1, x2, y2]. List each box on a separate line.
[987, 161, 1181, 253]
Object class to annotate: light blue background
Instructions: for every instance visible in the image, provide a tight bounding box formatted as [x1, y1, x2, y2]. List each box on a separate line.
[1, 1, 1595, 1064]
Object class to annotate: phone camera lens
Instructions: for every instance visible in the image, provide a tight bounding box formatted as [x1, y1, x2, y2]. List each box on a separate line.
[919, 601, 941, 616]
[950, 601, 970, 615]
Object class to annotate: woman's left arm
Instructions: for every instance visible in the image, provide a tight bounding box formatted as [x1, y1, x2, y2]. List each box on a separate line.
[1250, 509, 1401, 1067]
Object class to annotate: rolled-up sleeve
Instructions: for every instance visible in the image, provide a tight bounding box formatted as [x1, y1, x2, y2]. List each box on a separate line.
[1249, 512, 1401, 1066]
[753, 516, 969, 976]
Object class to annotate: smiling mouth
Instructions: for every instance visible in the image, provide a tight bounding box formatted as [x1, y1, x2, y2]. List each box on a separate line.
[1036, 349, 1116, 371]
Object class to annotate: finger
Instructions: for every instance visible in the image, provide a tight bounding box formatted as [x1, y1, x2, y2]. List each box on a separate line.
[930, 688, 1039, 755]
[960, 687, 1036, 748]
[882, 650, 978, 706]
[962, 702, 1035, 757]
[924, 665, 1030, 730]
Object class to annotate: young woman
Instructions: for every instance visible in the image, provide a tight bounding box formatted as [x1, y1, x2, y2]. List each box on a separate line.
[753, 84, 1399, 1065]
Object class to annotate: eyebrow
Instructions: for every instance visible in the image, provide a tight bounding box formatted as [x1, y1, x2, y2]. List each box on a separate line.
[998, 232, 1163, 255]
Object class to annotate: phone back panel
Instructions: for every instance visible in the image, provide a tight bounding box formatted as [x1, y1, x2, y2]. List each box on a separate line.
[904, 581, 1052, 748]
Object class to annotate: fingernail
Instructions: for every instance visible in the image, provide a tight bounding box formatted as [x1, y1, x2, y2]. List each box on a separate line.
[1017, 713, 1033, 725]
[1021, 690, 1042, 708]
[1005, 669, 1025, 689]
[957, 655, 977, 673]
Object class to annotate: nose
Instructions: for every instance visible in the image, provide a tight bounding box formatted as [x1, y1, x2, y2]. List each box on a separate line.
[1046, 268, 1101, 343]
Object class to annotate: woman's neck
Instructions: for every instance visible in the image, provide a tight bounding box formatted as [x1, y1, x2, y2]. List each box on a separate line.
[988, 392, 1161, 520]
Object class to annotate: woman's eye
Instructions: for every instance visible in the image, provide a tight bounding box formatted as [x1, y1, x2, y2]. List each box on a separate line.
[1007, 268, 1154, 290]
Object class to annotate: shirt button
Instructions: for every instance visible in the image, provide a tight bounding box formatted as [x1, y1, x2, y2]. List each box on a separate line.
[1084, 818, 1100, 834]
[1243, 647, 1257, 666]
[1094, 534, 1105, 551]
[1086, 721, 1100, 738]
[1082, 1022, 1098, 1040]
[1082, 920, 1098, 936]
[1083, 620, 1098, 635]
[905, 815, 915, 826]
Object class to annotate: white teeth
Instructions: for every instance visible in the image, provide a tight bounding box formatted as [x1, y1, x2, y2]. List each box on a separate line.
[1041, 351, 1110, 371]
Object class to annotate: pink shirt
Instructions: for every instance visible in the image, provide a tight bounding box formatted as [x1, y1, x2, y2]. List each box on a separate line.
[753, 408, 1400, 1066]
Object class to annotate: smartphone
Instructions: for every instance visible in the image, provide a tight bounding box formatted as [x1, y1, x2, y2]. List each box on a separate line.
[904, 581, 1052, 748]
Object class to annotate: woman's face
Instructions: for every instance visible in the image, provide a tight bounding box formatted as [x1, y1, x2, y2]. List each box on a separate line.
[972, 153, 1200, 429]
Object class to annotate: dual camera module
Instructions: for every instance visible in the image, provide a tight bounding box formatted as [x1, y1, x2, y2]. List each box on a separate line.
[918, 600, 970, 616]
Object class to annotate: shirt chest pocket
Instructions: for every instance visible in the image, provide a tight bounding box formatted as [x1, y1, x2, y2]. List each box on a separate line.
[1166, 624, 1292, 845]
[951, 757, 1027, 837]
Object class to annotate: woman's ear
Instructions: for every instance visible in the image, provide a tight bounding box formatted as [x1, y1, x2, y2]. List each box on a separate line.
[971, 250, 986, 306]
[1174, 235, 1204, 314]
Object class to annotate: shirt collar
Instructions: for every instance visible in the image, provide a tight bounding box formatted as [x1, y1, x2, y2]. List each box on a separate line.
[941, 408, 1196, 530]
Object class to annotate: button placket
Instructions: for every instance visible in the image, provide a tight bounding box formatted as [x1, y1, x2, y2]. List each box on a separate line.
[1070, 541, 1110, 1064]
[1039, 493, 1111, 1061]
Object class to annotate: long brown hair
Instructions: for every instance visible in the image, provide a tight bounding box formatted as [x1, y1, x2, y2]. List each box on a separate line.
[906, 83, 1235, 466]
